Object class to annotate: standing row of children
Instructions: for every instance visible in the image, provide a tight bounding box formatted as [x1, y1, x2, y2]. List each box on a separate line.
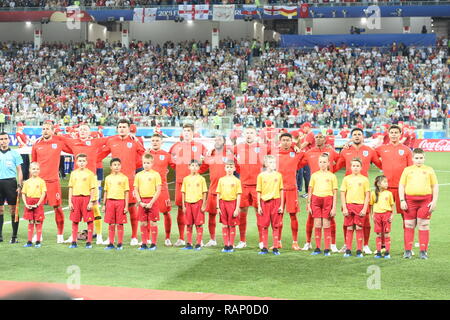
[21, 147, 438, 258]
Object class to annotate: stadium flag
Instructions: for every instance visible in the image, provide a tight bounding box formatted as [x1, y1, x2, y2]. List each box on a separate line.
[242, 4, 257, 15]
[213, 5, 235, 22]
[264, 6, 280, 16]
[133, 8, 157, 23]
[299, 3, 309, 18]
[279, 6, 297, 19]
[178, 4, 209, 20]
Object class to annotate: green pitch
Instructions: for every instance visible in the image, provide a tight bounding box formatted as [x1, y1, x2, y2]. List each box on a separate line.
[0, 153, 449, 300]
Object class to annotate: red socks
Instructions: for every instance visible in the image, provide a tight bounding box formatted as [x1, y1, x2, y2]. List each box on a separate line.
[404, 227, 414, 251]
[196, 226, 203, 245]
[364, 225, 371, 246]
[306, 214, 313, 243]
[36, 223, 43, 242]
[385, 236, 391, 252]
[239, 211, 247, 242]
[343, 225, 347, 242]
[272, 227, 280, 249]
[257, 225, 263, 243]
[28, 223, 34, 242]
[177, 207, 185, 240]
[54, 207, 64, 235]
[208, 213, 216, 240]
[128, 206, 138, 239]
[222, 227, 229, 246]
[87, 222, 93, 243]
[163, 213, 171, 239]
[330, 217, 336, 244]
[186, 225, 193, 244]
[141, 224, 149, 244]
[376, 236, 382, 252]
[290, 213, 298, 242]
[356, 229, 364, 251]
[278, 223, 283, 243]
[261, 227, 269, 248]
[419, 230, 429, 251]
[151, 225, 158, 244]
[117, 224, 124, 245]
[324, 227, 331, 250]
[314, 227, 322, 249]
[345, 228, 353, 250]
[229, 226, 236, 246]
[72, 222, 78, 243]
[108, 224, 115, 244]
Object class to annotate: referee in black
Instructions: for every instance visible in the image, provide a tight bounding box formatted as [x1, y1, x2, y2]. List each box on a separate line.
[0, 132, 23, 243]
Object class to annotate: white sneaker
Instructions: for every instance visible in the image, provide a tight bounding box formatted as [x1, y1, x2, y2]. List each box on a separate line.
[63, 235, 72, 243]
[235, 241, 247, 249]
[363, 245, 373, 255]
[339, 245, 347, 253]
[96, 234, 103, 245]
[200, 240, 205, 247]
[164, 239, 172, 246]
[411, 250, 415, 256]
[300, 242, 312, 251]
[174, 239, 186, 247]
[130, 238, 139, 246]
[330, 244, 339, 253]
[204, 239, 217, 247]
[414, 242, 420, 248]
[102, 239, 111, 245]
[57, 234, 65, 244]
[147, 240, 152, 245]
[259, 242, 264, 249]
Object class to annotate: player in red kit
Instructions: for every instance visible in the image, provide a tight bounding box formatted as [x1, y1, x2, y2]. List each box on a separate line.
[230, 123, 243, 145]
[31, 121, 71, 243]
[148, 134, 173, 246]
[339, 125, 350, 139]
[201, 135, 234, 247]
[259, 120, 280, 149]
[376, 125, 413, 219]
[299, 132, 339, 252]
[325, 129, 335, 148]
[100, 119, 146, 246]
[296, 122, 315, 199]
[234, 126, 268, 248]
[169, 123, 207, 247]
[334, 127, 383, 254]
[272, 132, 304, 250]
[130, 124, 144, 171]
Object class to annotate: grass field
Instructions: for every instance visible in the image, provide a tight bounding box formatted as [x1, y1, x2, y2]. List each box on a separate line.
[0, 152, 449, 300]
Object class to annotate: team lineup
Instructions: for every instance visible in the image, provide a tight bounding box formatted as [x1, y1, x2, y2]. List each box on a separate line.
[0, 119, 439, 259]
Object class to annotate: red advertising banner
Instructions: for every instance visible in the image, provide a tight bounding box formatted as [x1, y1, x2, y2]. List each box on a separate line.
[414, 139, 450, 152]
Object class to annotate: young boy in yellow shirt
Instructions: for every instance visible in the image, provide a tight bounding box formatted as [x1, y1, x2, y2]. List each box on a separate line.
[216, 160, 242, 253]
[256, 155, 284, 256]
[307, 154, 338, 256]
[22, 162, 47, 248]
[341, 157, 370, 258]
[68, 154, 97, 249]
[399, 148, 439, 259]
[181, 160, 208, 251]
[102, 158, 130, 250]
[134, 153, 162, 251]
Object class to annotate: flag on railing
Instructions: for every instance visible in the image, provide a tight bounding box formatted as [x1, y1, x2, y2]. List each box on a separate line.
[178, 4, 210, 21]
[279, 6, 297, 19]
[264, 6, 280, 16]
[242, 4, 257, 16]
[212, 5, 235, 22]
[299, 3, 309, 18]
[133, 8, 157, 23]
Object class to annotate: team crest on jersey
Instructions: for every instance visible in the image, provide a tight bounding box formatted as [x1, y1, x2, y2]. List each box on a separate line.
[86, 141, 91, 146]
[290, 152, 295, 158]
[363, 150, 369, 157]
[399, 149, 404, 156]
[160, 155, 165, 161]
[127, 142, 132, 148]
[192, 146, 197, 152]
[255, 147, 260, 153]
[223, 157, 228, 163]
[51, 144, 57, 149]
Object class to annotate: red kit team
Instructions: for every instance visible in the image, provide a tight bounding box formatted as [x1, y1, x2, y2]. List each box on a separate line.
[19, 120, 438, 258]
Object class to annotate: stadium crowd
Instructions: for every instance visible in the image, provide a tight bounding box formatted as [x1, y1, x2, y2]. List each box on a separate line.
[234, 42, 449, 130]
[0, 39, 247, 126]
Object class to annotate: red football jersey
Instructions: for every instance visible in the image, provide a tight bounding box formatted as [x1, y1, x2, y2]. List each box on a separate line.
[169, 140, 207, 183]
[234, 142, 268, 186]
[271, 147, 304, 190]
[382, 132, 390, 145]
[61, 136, 109, 173]
[16, 132, 28, 147]
[300, 146, 339, 174]
[334, 144, 382, 177]
[202, 146, 234, 194]
[375, 143, 413, 188]
[31, 136, 71, 181]
[148, 148, 172, 186]
[302, 131, 316, 151]
[325, 135, 335, 148]
[259, 127, 280, 145]
[340, 129, 350, 138]
[102, 135, 146, 179]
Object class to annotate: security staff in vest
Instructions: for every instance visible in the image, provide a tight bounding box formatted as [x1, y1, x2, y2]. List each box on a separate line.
[0, 132, 23, 243]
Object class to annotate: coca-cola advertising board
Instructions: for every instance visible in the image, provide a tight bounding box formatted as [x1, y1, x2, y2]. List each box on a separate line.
[414, 139, 450, 152]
